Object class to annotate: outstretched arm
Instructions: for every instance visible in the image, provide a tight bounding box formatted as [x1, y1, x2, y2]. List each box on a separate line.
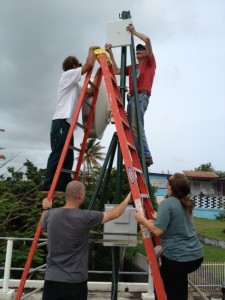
[105, 44, 121, 75]
[101, 192, 132, 224]
[81, 46, 100, 75]
[134, 211, 164, 236]
[127, 24, 153, 58]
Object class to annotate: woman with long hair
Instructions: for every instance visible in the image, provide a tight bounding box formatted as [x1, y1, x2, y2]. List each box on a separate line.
[135, 173, 203, 300]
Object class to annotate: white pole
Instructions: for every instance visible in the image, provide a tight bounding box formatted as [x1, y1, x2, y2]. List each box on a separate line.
[2, 239, 13, 293]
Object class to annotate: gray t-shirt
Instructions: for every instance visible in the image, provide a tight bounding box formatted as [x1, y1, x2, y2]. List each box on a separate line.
[154, 196, 203, 262]
[41, 207, 103, 283]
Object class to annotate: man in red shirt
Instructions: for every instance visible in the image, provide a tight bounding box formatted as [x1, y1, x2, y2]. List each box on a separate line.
[105, 24, 156, 167]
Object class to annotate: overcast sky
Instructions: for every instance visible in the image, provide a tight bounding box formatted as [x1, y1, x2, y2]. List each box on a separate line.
[1, 0, 225, 177]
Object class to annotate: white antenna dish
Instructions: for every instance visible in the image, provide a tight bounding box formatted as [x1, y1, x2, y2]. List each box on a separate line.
[82, 76, 111, 139]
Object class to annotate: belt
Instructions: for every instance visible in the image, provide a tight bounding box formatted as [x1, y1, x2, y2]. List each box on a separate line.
[130, 90, 150, 97]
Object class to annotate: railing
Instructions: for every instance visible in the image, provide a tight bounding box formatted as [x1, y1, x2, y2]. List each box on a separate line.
[0, 237, 224, 299]
[189, 262, 225, 291]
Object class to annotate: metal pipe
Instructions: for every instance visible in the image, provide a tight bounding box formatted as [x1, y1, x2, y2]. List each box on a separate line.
[188, 279, 209, 300]
[2, 239, 13, 293]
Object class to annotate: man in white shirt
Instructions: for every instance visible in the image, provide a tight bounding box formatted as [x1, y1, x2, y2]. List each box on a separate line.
[43, 46, 99, 192]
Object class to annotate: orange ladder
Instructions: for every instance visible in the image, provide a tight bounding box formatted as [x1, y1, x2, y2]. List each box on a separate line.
[15, 49, 166, 300]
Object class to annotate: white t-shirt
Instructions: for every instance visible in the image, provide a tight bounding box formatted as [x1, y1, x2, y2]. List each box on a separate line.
[53, 68, 82, 124]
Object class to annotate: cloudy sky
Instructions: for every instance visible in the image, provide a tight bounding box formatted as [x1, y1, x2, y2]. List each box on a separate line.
[1, 0, 225, 177]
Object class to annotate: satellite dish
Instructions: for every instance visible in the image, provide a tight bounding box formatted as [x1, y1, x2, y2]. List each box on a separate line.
[82, 76, 111, 139]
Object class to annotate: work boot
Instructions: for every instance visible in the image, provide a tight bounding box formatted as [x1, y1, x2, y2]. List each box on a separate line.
[145, 157, 153, 167]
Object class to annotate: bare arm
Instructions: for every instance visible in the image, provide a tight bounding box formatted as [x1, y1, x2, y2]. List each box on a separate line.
[127, 24, 153, 58]
[101, 192, 132, 224]
[105, 44, 121, 75]
[81, 46, 100, 75]
[134, 211, 164, 237]
[40, 197, 53, 225]
[86, 67, 101, 95]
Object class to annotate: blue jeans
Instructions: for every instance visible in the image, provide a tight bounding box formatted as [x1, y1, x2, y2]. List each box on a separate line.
[127, 93, 151, 158]
[43, 119, 74, 191]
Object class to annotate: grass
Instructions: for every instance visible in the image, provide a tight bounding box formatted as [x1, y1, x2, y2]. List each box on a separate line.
[125, 218, 225, 262]
[193, 217, 225, 240]
[193, 217, 225, 262]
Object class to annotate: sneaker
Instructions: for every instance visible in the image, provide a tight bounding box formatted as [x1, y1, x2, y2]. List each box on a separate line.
[145, 157, 153, 167]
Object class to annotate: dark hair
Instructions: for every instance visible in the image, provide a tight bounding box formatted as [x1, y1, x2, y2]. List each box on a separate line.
[62, 56, 81, 71]
[168, 173, 193, 215]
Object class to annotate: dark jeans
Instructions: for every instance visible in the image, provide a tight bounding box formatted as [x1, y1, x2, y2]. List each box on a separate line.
[42, 280, 88, 300]
[160, 255, 203, 300]
[43, 119, 74, 191]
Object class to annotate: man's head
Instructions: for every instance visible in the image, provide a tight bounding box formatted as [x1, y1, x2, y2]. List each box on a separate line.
[136, 44, 148, 61]
[136, 44, 146, 51]
[65, 181, 86, 206]
[62, 56, 82, 71]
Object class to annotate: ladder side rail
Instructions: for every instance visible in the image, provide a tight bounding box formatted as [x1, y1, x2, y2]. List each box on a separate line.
[99, 53, 148, 202]
[15, 67, 95, 300]
[47, 67, 94, 198]
[99, 55, 141, 201]
[99, 53, 166, 299]
[131, 197, 167, 300]
[15, 223, 42, 300]
[73, 70, 103, 180]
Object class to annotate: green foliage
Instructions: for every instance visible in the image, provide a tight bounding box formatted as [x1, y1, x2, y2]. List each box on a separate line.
[0, 159, 46, 277]
[195, 162, 215, 172]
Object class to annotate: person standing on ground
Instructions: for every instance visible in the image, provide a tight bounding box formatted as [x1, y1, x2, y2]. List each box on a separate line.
[43, 46, 100, 192]
[41, 180, 132, 300]
[134, 173, 203, 300]
[105, 23, 156, 167]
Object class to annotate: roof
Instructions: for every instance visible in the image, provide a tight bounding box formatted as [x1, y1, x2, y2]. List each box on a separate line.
[182, 170, 219, 179]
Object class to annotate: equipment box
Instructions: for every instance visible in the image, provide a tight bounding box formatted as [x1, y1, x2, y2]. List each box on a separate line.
[103, 204, 137, 247]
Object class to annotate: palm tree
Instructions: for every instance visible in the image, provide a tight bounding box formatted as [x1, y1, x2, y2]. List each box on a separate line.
[82, 138, 105, 179]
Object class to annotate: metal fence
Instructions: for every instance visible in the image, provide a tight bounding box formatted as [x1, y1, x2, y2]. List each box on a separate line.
[189, 262, 225, 291]
[1, 237, 225, 293]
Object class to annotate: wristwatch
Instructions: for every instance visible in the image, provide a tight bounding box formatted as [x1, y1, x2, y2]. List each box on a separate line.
[43, 207, 51, 211]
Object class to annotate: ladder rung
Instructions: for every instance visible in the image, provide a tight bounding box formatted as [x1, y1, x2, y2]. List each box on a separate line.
[83, 99, 92, 108]
[127, 142, 136, 151]
[116, 96, 123, 106]
[69, 145, 81, 152]
[121, 118, 129, 128]
[61, 168, 75, 175]
[154, 245, 163, 258]
[110, 73, 117, 86]
[88, 80, 98, 90]
[76, 122, 87, 130]
[140, 194, 149, 198]
[133, 166, 143, 174]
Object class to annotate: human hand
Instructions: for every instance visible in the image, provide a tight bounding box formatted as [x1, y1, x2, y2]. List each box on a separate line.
[42, 197, 52, 209]
[126, 23, 135, 34]
[134, 211, 146, 225]
[89, 46, 101, 51]
[105, 43, 112, 53]
[126, 192, 133, 204]
[152, 211, 157, 219]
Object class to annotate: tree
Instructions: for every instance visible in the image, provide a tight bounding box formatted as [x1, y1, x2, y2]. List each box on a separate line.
[195, 162, 214, 172]
[194, 162, 225, 177]
[0, 160, 47, 277]
[81, 138, 106, 179]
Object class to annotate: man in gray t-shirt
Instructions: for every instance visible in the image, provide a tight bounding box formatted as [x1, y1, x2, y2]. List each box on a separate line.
[41, 180, 132, 300]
